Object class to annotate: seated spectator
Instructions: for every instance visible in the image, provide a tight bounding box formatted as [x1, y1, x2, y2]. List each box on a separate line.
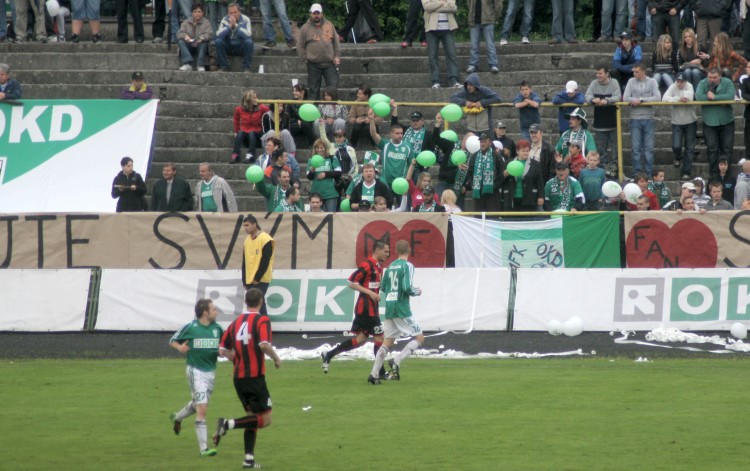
[275, 186, 302, 212]
[372, 195, 390, 212]
[678, 27, 709, 90]
[702, 180, 735, 211]
[651, 34, 679, 93]
[611, 32, 642, 91]
[307, 131, 343, 213]
[258, 136, 300, 183]
[260, 102, 297, 160]
[339, 0, 383, 43]
[578, 151, 606, 210]
[414, 186, 445, 212]
[256, 167, 293, 212]
[512, 81, 542, 140]
[450, 73, 501, 135]
[500, 139, 545, 212]
[440, 189, 462, 213]
[625, 173, 660, 210]
[404, 165, 439, 211]
[308, 192, 324, 212]
[350, 162, 393, 211]
[116, 0, 144, 43]
[707, 32, 748, 81]
[195, 162, 238, 212]
[0, 63, 22, 100]
[111, 156, 147, 212]
[231, 89, 269, 164]
[662, 72, 697, 180]
[288, 84, 315, 146]
[551, 80, 585, 135]
[347, 85, 381, 147]
[177, 3, 213, 72]
[314, 86, 348, 140]
[544, 162, 584, 212]
[70, 0, 102, 43]
[150, 163, 194, 211]
[692, 177, 711, 210]
[215, 2, 254, 72]
[119, 71, 153, 99]
[648, 169, 672, 209]
[264, 149, 298, 188]
[634, 194, 651, 211]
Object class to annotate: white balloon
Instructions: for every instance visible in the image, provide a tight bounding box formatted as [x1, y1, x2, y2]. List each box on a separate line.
[466, 135, 481, 154]
[46, 0, 60, 16]
[563, 317, 583, 337]
[547, 320, 563, 336]
[622, 183, 642, 204]
[730, 322, 747, 339]
[602, 181, 623, 198]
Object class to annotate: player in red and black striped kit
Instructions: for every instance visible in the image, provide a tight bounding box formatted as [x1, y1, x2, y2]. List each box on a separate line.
[321, 240, 390, 382]
[213, 288, 281, 470]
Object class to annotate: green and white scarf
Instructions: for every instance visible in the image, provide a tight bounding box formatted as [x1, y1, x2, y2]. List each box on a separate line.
[418, 203, 435, 212]
[451, 142, 469, 193]
[471, 150, 495, 199]
[549, 177, 573, 210]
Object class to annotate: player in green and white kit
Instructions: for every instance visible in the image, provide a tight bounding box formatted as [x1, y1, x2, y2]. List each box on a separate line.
[169, 299, 224, 457]
[368, 240, 424, 384]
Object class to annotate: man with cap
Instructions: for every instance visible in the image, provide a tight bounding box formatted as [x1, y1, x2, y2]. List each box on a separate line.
[544, 162, 585, 212]
[663, 181, 697, 211]
[554, 108, 596, 161]
[552, 80, 585, 135]
[623, 63, 661, 178]
[585, 64, 621, 175]
[298, 3, 340, 100]
[413, 186, 445, 212]
[464, 133, 505, 211]
[119, 71, 153, 100]
[696, 66, 736, 179]
[492, 121, 517, 161]
[215, 2, 254, 72]
[662, 71, 698, 180]
[528, 123, 556, 183]
[611, 32, 643, 91]
[390, 101, 434, 180]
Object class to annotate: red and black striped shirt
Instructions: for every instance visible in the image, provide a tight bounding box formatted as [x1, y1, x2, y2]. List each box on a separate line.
[220, 312, 272, 379]
[348, 257, 382, 317]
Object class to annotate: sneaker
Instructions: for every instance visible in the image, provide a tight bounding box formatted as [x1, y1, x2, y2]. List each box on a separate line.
[465, 66, 476, 73]
[58, 35, 65, 42]
[179, 64, 192, 71]
[321, 352, 329, 373]
[400, 41, 410, 48]
[48, 35, 57, 43]
[230, 153, 240, 164]
[243, 460, 263, 468]
[367, 374, 382, 385]
[673, 160, 681, 168]
[548, 39, 562, 44]
[681, 174, 691, 180]
[201, 448, 218, 457]
[212, 418, 228, 447]
[153, 37, 163, 43]
[367, 38, 378, 44]
[170, 412, 182, 435]
[566, 38, 578, 44]
[596, 36, 609, 43]
[286, 39, 296, 50]
[244, 153, 254, 163]
[92, 34, 102, 43]
[431, 83, 441, 89]
[499, 38, 508, 46]
[71, 34, 79, 43]
[197, 66, 206, 72]
[387, 359, 400, 380]
[262, 41, 276, 50]
[38, 36, 48, 44]
[490, 66, 499, 74]
[522, 36, 530, 44]
[452, 82, 463, 89]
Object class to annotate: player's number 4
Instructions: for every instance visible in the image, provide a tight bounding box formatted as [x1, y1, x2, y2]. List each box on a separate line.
[237, 322, 253, 345]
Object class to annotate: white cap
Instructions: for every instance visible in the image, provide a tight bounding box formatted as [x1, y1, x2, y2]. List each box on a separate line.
[566, 80, 578, 93]
[309, 3, 323, 13]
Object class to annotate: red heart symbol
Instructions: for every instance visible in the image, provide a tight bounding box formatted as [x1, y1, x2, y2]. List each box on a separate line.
[626, 219, 717, 268]
[356, 220, 446, 268]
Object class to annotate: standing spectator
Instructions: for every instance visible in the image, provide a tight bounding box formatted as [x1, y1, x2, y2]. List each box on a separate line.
[298, 3, 340, 100]
[204, 0, 227, 34]
[635, 0, 652, 42]
[707, 31, 748, 81]
[70, 0, 102, 43]
[623, 63, 661, 178]
[528, 123, 556, 182]
[177, 3, 213, 72]
[391, 103, 433, 179]
[348, 85, 381, 147]
[339, 0, 383, 43]
[350, 162, 394, 210]
[150, 163, 194, 211]
[599, 0, 628, 42]
[307, 129, 343, 212]
[116, 0, 144, 43]
[120, 71, 153, 99]
[552, 80, 586, 135]
[240, 215, 275, 305]
[544, 162, 585, 211]
[743, 0, 750, 60]
[259, 0, 296, 51]
[500, 0, 534, 45]
[465, 133, 505, 211]
[450, 73, 502, 135]
[0, 0, 11, 42]
[493, 121, 517, 160]
[500, 139, 545, 211]
[740, 63, 750, 161]
[194, 163, 238, 212]
[579, 151, 607, 210]
[111, 157, 147, 212]
[649, 0, 684, 44]
[314, 86, 348, 140]
[256, 167, 293, 212]
[612, 32, 643, 90]
[215, 2, 254, 72]
[651, 34, 679, 93]
[423, 0, 460, 89]
[275, 186, 302, 212]
[401, 0, 426, 47]
[554, 108, 597, 160]
[231, 89, 269, 164]
[734, 160, 750, 208]
[512, 81, 543, 140]
[662, 72, 697, 179]
[432, 113, 470, 206]
[152, 0, 167, 42]
[678, 27, 709, 90]
[585, 64, 621, 171]
[259, 103, 296, 159]
[466, 0, 501, 74]
[549, 0, 577, 44]
[368, 109, 414, 186]
[0, 63, 22, 100]
[694, 0, 732, 49]
[696, 67, 736, 178]
[15, 0, 46, 42]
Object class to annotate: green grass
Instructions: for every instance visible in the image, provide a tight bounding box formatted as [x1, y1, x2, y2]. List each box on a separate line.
[5, 358, 749, 471]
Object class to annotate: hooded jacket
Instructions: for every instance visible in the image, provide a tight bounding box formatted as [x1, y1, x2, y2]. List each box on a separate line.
[467, 0, 504, 26]
[449, 73, 502, 132]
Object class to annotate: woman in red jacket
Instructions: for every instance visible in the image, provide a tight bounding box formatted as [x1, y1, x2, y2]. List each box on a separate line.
[231, 89, 269, 164]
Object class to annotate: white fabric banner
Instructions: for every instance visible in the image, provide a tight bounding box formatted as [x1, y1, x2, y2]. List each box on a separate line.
[96, 268, 510, 332]
[514, 268, 750, 331]
[0, 269, 90, 331]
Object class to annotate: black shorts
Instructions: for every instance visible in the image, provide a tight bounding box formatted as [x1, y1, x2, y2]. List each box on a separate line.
[233, 376, 272, 414]
[350, 314, 383, 337]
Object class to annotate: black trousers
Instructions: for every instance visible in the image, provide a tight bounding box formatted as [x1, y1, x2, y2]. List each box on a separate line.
[116, 0, 145, 42]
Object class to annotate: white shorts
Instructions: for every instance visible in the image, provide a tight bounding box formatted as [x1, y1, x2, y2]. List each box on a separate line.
[186, 365, 215, 405]
[383, 317, 422, 339]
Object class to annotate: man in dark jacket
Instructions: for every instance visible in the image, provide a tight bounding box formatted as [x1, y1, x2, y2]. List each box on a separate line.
[150, 163, 194, 211]
[0, 63, 22, 101]
[465, 133, 505, 211]
[611, 32, 642, 91]
[501, 139, 545, 211]
[449, 73, 502, 135]
[649, 0, 686, 45]
[350, 162, 393, 210]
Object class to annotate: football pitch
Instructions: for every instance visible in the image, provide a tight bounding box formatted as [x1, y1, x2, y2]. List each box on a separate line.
[5, 357, 748, 471]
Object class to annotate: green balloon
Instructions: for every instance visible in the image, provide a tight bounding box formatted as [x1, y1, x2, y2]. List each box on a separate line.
[340, 198, 352, 212]
[245, 165, 264, 183]
[450, 150, 467, 165]
[507, 160, 524, 177]
[440, 129, 459, 142]
[416, 150, 437, 167]
[368, 93, 390, 108]
[440, 103, 463, 123]
[309, 154, 325, 168]
[392, 177, 409, 195]
[299, 103, 320, 122]
[372, 101, 391, 118]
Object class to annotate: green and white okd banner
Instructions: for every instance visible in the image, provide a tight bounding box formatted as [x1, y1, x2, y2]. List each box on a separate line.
[0, 99, 157, 212]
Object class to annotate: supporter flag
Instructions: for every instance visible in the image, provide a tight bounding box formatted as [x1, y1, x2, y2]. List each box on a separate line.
[0, 99, 158, 212]
[451, 212, 620, 268]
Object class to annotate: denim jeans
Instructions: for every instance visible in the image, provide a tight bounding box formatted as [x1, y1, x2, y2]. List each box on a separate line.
[206, 3, 227, 37]
[681, 67, 705, 91]
[260, 0, 293, 43]
[653, 72, 675, 92]
[403, 0, 425, 43]
[469, 24, 498, 69]
[551, 0, 576, 41]
[178, 39, 208, 67]
[501, 0, 534, 38]
[703, 121, 735, 178]
[322, 197, 338, 213]
[601, 0, 628, 38]
[594, 128, 618, 165]
[170, 0, 192, 42]
[306, 61, 339, 100]
[671, 121, 696, 176]
[651, 11, 680, 44]
[233, 131, 261, 156]
[426, 29, 459, 86]
[629, 119, 655, 177]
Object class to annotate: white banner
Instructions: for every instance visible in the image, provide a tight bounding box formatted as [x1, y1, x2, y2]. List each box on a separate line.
[96, 268, 510, 332]
[514, 268, 750, 331]
[0, 269, 90, 331]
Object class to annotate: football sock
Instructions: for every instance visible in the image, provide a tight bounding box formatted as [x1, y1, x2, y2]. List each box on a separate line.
[374, 341, 386, 377]
[175, 401, 196, 421]
[195, 419, 208, 451]
[370, 346, 388, 378]
[396, 339, 421, 365]
[244, 428, 258, 455]
[328, 338, 358, 358]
